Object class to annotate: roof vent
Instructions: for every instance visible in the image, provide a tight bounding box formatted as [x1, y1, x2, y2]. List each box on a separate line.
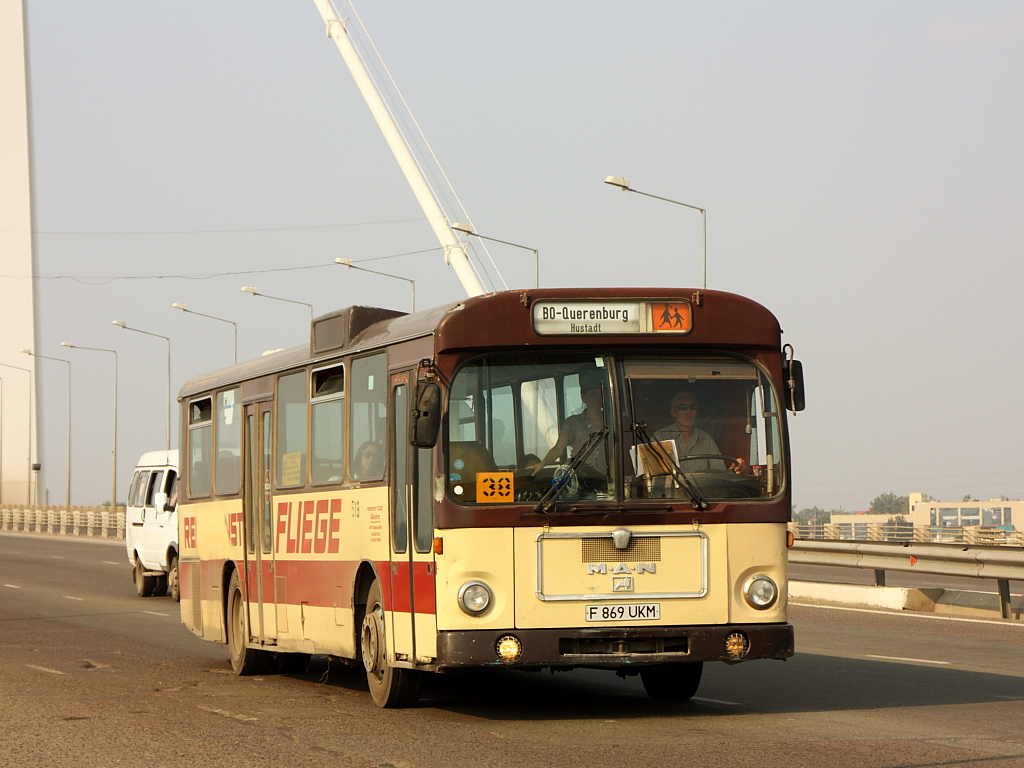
[311, 306, 406, 356]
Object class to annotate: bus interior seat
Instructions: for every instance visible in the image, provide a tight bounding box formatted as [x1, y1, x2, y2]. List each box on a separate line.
[449, 441, 498, 479]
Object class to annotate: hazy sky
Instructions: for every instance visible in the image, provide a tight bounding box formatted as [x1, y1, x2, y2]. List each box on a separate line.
[16, 1, 1024, 510]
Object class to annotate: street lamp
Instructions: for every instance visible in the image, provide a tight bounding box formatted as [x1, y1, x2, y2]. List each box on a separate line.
[21, 349, 71, 507]
[172, 303, 238, 364]
[604, 176, 707, 289]
[334, 259, 416, 312]
[61, 342, 118, 509]
[0, 362, 35, 504]
[451, 223, 539, 289]
[113, 320, 171, 451]
[240, 286, 313, 324]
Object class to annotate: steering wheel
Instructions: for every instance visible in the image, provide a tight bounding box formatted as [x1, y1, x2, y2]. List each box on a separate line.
[677, 454, 741, 470]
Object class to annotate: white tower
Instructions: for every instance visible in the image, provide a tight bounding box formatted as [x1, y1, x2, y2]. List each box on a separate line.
[0, 0, 40, 504]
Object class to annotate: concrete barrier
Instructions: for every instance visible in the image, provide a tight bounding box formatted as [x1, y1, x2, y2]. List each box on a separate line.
[0, 504, 125, 539]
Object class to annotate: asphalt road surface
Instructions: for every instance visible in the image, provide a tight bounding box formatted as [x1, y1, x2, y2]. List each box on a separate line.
[2, 533, 1023, 768]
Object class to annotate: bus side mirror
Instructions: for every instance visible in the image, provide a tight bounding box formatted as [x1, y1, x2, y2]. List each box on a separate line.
[411, 382, 441, 448]
[784, 359, 806, 412]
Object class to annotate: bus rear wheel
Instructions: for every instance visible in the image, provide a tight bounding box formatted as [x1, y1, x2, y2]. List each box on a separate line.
[640, 662, 703, 701]
[134, 557, 155, 598]
[227, 570, 270, 676]
[360, 580, 420, 708]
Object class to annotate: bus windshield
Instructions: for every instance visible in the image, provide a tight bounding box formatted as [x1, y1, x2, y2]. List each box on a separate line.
[446, 353, 784, 506]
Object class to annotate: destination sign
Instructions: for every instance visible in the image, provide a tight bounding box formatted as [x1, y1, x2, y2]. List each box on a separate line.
[532, 300, 692, 335]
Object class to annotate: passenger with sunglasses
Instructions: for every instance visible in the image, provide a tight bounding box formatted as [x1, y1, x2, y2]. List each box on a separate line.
[653, 390, 747, 473]
[353, 440, 383, 481]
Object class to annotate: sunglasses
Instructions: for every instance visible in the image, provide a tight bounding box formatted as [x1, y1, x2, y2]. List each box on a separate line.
[360, 449, 378, 458]
[672, 403, 698, 411]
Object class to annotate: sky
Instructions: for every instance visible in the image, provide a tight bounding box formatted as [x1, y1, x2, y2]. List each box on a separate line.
[12, 0, 1024, 510]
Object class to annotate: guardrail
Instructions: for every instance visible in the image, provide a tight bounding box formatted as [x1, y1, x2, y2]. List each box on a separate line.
[789, 522, 1023, 547]
[0, 505, 126, 539]
[789, 538, 1024, 620]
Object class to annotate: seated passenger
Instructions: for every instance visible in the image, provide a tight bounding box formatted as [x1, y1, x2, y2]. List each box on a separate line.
[352, 440, 383, 481]
[653, 390, 748, 473]
[527, 371, 608, 477]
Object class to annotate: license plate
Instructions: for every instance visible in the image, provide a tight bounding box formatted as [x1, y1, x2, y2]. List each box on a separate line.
[584, 603, 661, 622]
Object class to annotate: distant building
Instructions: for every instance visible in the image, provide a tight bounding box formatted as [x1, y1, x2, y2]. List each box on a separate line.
[908, 493, 1016, 530]
[829, 493, 1017, 531]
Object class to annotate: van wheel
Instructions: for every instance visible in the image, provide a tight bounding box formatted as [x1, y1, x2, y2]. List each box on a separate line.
[227, 570, 270, 676]
[134, 557, 155, 598]
[360, 580, 420, 708]
[640, 662, 703, 701]
[168, 555, 180, 603]
[153, 574, 168, 597]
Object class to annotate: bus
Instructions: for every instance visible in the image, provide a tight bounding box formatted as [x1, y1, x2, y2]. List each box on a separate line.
[177, 287, 804, 707]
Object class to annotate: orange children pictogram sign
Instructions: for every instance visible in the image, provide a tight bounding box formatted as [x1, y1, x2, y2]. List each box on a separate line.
[651, 302, 693, 332]
[476, 472, 515, 503]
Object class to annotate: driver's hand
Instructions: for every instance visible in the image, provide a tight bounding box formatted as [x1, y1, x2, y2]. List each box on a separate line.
[730, 457, 750, 474]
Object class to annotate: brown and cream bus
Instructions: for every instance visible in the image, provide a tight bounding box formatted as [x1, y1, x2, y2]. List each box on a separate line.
[177, 287, 803, 707]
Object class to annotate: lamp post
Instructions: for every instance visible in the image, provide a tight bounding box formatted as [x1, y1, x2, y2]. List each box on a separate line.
[241, 286, 313, 324]
[61, 342, 118, 509]
[0, 362, 34, 504]
[604, 176, 707, 289]
[451, 223, 539, 289]
[334, 259, 416, 312]
[172, 303, 237, 364]
[21, 349, 71, 507]
[113, 320, 171, 451]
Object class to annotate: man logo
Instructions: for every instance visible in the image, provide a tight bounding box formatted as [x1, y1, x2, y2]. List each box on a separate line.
[612, 576, 634, 592]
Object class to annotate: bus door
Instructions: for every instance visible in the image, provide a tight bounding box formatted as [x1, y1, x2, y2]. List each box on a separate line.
[389, 375, 438, 664]
[244, 402, 277, 644]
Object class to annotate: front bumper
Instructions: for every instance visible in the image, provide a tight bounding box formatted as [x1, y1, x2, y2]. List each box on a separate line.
[436, 623, 794, 669]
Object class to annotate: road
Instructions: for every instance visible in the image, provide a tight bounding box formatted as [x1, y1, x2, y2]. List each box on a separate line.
[2, 533, 1023, 768]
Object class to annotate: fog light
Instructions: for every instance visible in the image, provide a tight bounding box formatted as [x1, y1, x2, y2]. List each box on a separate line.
[725, 632, 749, 659]
[457, 581, 492, 616]
[743, 574, 779, 610]
[496, 635, 522, 662]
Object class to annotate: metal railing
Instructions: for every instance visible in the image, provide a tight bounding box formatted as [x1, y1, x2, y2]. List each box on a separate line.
[0, 505, 126, 539]
[789, 522, 1023, 547]
[789, 535, 1024, 620]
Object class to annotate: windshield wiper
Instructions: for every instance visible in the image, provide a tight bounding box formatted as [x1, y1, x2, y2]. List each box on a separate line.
[534, 428, 609, 514]
[631, 420, 708, 511]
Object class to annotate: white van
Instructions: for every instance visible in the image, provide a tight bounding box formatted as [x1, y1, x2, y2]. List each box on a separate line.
[124, 450, 180, 601]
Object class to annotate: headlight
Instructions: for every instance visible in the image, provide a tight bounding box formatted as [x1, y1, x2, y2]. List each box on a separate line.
[457, 581, 492, 616]
[743, 575, 779, 610]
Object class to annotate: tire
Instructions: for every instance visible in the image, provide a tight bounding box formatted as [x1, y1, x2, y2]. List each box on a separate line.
[226, 570, 271, 676]
[640, 662, 704, 701]
[153, 574, 168, 597]
[360, 580, 420, 708]
[134, 557, 155, 598]
[168, 555, 180, 603]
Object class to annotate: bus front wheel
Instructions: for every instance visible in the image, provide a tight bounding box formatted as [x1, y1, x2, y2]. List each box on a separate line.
[360, 580, 420, 708]
[227, 570, 270, 676]
[640, 662, 703, 701]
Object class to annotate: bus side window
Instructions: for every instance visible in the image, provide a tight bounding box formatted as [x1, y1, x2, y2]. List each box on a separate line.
[188, 396, 213, 498]
[350, 353, 387, 482]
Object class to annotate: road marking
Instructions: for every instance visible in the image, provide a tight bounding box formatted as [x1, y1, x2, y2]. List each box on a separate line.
[790, 601, 1024, 627]
[142, 611, 169, 617]
[866, 654, 950, 666]
[103, 561, 120, 566]
[51, 556, 64, 560]
[64, 596, 84, 601]
[692, 697, 742, 706]
[4, 584, 21, 589]
[26, 664, 65, 675]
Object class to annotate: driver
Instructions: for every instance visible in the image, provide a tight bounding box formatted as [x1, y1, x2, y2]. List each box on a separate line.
[653, 390, 747, 473]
